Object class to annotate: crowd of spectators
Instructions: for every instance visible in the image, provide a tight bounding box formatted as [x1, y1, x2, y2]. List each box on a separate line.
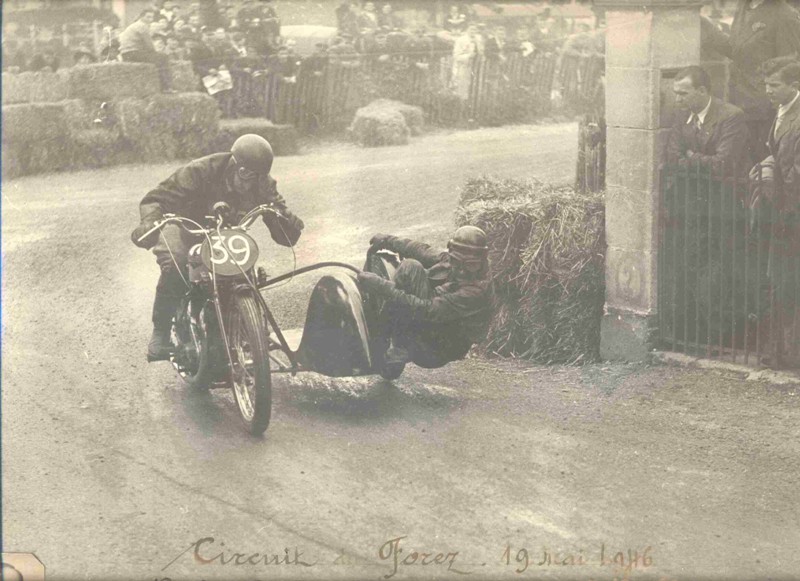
[2, 1, 604, 98]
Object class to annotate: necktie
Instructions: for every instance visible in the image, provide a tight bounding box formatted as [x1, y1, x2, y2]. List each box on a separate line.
[774, 113, 783, 140]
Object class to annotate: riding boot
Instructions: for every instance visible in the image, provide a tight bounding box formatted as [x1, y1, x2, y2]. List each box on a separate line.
[147, 271, 183, 362]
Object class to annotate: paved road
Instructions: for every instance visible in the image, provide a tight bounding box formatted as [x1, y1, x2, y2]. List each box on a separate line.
[3, 124, 800, 581]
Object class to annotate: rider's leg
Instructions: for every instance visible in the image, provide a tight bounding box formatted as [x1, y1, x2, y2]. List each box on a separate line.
[384, 259, 432, 364]
[148, 224, 191, 361]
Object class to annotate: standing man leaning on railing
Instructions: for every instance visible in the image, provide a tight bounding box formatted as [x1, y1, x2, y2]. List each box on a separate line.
[120, 8, 174, 93]
[668, 65, 750, 175]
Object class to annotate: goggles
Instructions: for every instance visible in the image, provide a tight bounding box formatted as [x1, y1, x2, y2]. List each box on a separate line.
[237, 166, 259, 182]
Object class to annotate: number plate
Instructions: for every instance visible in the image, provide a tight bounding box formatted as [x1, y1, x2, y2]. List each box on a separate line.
[200, 229, 260, 276]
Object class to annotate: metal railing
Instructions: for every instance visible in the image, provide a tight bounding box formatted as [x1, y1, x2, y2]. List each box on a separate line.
[658, 162, 799, 368]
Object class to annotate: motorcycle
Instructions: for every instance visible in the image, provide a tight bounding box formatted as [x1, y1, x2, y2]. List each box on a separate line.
[138, 202, 403, 436]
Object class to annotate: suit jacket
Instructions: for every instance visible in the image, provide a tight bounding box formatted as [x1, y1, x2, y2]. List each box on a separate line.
[667, 97, 750, 174]
[766, 96, 800, 206]
[727, 0, 800, 121]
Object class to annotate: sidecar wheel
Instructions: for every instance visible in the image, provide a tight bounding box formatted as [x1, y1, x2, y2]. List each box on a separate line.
[230, 294, 272, 436]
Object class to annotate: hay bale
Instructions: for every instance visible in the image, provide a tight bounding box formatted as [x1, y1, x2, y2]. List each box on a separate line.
[170, 60, 201, 93]
[65, 62, 160, 101]
[29, 70, 69, 103]
[349, 101, 410, 147]
[213, 117, 299, 156]
[456, 176, 605, 364]
[2, 142, 23, 179]
[2, 102, 68, 144]
[115, 93, 219, 161]
[70, 128, 131, 169]
[368, 98, 425, 136]
[2, 73, 29, 104]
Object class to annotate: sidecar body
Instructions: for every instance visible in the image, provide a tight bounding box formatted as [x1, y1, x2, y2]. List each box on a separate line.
[261, 253, 397, 378]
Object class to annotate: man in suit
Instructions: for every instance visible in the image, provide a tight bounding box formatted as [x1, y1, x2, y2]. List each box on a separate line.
[702, 0, 800, 164]
[668, 65, 750, 174]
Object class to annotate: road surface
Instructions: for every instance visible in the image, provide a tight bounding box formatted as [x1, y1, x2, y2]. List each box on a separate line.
[3, 124, 800, 581]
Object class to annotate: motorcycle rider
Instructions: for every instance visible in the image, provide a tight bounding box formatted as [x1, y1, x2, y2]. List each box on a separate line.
[131, 134, 304, 361]
[357, 226, 492, 368]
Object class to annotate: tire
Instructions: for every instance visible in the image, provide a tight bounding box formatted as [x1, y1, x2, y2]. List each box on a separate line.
[229, 294, 272, 435]
[172, 296, 217, 391]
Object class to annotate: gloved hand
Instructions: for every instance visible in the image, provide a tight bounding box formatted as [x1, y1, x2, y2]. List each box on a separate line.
[284, 212, 304, 232]
[131, 221, 159, 249]
[369, 233, 392, 252]
[357, 271, 394, 295]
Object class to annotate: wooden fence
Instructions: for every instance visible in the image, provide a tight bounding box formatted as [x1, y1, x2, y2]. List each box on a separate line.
[217, 50, 603, 131]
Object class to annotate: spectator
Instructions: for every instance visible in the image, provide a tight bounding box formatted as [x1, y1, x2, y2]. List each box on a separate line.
[184, 31, 216, 77]
[27, 46, 60, 72]
[357, 2, 379, 36]
[407, 28, 433, 65]
[515, 26, 535, 57]
[151, 14, 170, 36]
[153, 33, 168, 53]
[703, 0, 800, 165]
[303, 42, 329, 76]
[444, 4, 468, 35]
[268, 44, 299, 81]
[336, 1, 359, 36]
[229, 31, 249, 57]
[160, 0, 180, 30]
[164, 34, 186, 61]
[99, 26, 121, 61]
[378, 3, 400, 30]
[188, 13, 202, 32]
[121, 9, 174, 91]
[484, 25, 510, 63]
[452, 24, 479, 100]
[667, 65, 749, 173]
[750, 56, 800, 360]
[246, 18, 278, 57]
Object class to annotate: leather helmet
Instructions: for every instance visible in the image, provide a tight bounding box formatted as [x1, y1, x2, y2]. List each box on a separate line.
[447, 225, 489, 263]
[231, 134, 274, 176]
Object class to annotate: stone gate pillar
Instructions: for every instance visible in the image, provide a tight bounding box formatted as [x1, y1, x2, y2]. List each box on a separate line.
[598, 0, 702, 360]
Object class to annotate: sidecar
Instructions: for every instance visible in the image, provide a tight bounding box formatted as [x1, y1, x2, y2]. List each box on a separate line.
[259, 252, 403, 379]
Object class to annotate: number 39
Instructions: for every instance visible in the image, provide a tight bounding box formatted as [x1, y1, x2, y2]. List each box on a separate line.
[210, 234, 251, 266]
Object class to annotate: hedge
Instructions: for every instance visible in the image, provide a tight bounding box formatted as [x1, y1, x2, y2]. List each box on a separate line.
[456, 176, 606, 364]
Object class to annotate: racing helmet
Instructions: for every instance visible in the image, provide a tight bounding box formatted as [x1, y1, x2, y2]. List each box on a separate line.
[231, 134, 274, 178]
[447, 225, 489, 265]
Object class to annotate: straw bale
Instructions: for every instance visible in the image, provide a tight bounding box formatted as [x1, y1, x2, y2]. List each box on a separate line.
[367, 99, 425, 135]
[213, 118, 299, 156]
[70, 128, 130, 169]
[29, 70, 69, 103]
[2, 103, 68, 144]
[2, 142, 23, 179]
[115, 93, 219, 160]
[349, 102, 409, 147]
[456, 176, 605, 364]
[2, 72, 29, 104]
[170, 60, 201, 93]
[65, 62, 160, 101]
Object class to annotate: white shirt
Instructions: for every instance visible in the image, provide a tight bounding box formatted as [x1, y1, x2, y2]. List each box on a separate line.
[687, 97, 712, 128]
[777, 91, 799, 121]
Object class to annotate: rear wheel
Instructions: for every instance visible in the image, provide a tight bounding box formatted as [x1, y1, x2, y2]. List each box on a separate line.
[229, 294, 272, 435]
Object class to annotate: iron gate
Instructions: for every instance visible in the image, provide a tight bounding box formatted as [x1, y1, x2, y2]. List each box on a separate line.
[658, 163, 799, 369]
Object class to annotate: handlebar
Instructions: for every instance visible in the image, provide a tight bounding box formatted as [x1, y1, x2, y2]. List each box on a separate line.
[135, 204, 284, 244]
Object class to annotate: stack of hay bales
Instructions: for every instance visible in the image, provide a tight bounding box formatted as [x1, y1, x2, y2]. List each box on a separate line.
[348, 99, 424, 147]
[2, 62, 220, 178]
[212, 117, 299, 156]
[456, 176, 605, 364]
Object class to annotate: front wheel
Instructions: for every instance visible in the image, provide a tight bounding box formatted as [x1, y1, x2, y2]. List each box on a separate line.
[229, 294, 272, 435]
